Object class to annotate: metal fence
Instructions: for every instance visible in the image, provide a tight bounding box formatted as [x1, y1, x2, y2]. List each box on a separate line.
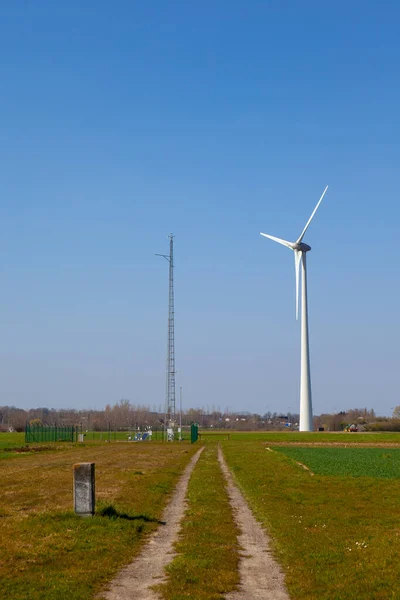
[25, 424, 77, 443]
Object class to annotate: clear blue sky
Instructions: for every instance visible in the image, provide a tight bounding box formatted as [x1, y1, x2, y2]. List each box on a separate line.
[1, 1, 398, 416]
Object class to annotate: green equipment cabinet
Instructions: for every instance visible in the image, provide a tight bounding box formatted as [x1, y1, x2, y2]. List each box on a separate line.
[190, 423, 198, 444]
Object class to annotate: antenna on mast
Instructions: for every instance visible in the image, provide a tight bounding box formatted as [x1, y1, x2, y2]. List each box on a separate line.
[155, 234, 176, 435]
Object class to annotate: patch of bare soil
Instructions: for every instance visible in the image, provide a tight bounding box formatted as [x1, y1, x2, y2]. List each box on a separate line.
[295, 461, 314, 475]
[264, 442, 400, 447]
[218, 447, 290, 600]
[99, 447, 204, 600]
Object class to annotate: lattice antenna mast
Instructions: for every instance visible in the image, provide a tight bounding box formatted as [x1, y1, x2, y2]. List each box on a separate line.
[155, 235, 176, 424]
[166, 235, 175, 423]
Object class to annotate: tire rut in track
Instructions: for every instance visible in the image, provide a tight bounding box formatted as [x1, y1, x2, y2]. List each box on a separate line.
[218, 447, 290, 600]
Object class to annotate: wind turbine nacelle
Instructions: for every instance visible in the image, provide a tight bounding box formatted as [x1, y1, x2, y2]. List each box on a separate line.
[293, 242, 311, 252]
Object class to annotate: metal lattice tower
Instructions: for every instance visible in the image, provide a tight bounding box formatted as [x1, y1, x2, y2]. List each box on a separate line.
[156, 235, 176, 425]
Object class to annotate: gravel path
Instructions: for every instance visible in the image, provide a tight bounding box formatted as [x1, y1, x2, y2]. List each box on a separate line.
[218, 447, 290, 600]
[99, 447, 204, 600]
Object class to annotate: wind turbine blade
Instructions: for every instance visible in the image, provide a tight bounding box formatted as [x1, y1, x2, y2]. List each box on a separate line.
[296, 185, 328, 244]
[294, 250, 302, 320]
[260, 232, 295, 249]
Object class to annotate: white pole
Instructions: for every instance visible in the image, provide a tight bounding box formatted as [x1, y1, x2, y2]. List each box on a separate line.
[179, 386, 182, 441]
[299, 252, 313, 431]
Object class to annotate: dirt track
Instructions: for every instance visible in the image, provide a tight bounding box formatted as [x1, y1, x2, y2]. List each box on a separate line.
[265, 441, 400, 447]
[100, 445, 289, 599]
[99, 447, 204, 600]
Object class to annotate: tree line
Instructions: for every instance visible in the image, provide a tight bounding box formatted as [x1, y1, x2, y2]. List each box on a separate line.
[0, 401, 395, 433]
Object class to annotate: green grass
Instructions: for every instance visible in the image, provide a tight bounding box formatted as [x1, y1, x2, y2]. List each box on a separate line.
[155, 445, 240, 600]
[4, 431, 400, 599]
[0, 431, 25, 449]
[76, 429, 167, 442]
[223, 440, 400, 600]
[4, 429, 400, 451]
[0, 430, 182, 451]
[2, 511, 150, 600]
[274, 446, 400, 478]
[0, 442, 197, 600]
[0, 432, 168, 459]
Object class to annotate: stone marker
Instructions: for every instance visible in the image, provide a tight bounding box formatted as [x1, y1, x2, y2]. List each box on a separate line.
[73, 462, 95, 516]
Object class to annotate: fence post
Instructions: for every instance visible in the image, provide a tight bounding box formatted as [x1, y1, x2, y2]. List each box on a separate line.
[73, 463, 95, 516]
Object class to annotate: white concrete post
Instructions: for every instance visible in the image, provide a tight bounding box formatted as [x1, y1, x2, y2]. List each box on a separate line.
[73, 462, 95, 516]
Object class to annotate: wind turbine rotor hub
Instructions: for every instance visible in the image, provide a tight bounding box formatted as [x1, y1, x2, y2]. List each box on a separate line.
[293, 242, 311, 252]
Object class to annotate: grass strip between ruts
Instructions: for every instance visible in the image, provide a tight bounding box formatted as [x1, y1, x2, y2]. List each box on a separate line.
[155, 444, 240, 600]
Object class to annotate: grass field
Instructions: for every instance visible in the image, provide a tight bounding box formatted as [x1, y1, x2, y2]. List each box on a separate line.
[0, 429, 186, 450]
[0, 439, 197, 600]
[2, 431, 400, 599]
[0, 431, 25, 449]
[223, 440, 400, 600]
[2, 429, 400, 450]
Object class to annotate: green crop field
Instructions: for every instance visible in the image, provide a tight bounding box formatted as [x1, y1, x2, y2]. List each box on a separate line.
[273, 446, 400, 478]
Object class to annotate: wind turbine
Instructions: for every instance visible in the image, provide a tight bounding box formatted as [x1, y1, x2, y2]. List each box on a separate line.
[260, 186, 328, 432]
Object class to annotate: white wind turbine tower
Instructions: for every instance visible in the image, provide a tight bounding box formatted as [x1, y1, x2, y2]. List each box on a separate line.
[260, 186, 328, 432]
